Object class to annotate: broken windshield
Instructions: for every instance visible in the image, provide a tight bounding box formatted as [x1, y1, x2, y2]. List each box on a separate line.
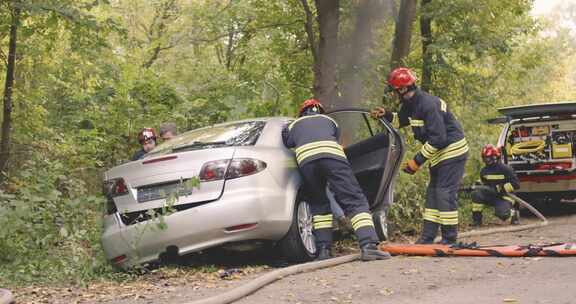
[147, 121, 266, 157]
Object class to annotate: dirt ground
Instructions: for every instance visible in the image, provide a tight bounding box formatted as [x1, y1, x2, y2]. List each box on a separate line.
[13, 213, 576, 304]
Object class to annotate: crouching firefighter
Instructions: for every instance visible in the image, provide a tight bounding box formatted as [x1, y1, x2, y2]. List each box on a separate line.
[471, 144, 520, 226]
[282, 98, 391, 261]
[371, 67, 469, 245]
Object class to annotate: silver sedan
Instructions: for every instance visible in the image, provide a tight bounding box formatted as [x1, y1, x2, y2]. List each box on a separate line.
[101, 109, 404, 269]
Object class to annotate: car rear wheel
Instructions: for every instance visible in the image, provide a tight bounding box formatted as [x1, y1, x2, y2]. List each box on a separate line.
[373, 209, 388, 242]
[278, 197, 316, 262]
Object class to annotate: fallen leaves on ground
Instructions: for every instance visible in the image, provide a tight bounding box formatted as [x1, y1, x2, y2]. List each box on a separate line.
[13, 265, 270, 303]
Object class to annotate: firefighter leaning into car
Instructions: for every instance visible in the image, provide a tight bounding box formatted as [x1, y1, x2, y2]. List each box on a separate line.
[131, 127, 157, 161]
[371, 67, 468, 245]
[470, 144, 521, 226]
[282, 98, 391, 261]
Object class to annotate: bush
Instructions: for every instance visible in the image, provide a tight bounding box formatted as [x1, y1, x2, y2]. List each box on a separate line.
[0, 153, 113, 287]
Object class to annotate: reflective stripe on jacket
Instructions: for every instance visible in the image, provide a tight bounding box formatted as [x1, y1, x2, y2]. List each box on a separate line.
[282, 114, 347, 166]
[385, 89, 468, 167]
[480, 162, 520, 194]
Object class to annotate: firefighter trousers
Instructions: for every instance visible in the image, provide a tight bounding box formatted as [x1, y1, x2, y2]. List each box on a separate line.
[419, 158, 467, 243]
[299, 158, 379, 249]
[471, 186, 514, 221]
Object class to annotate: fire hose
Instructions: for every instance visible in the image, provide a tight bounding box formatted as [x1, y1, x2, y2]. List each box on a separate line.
[434, 192, 548, 242]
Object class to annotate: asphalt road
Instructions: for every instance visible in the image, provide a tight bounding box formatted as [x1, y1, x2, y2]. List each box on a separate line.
[232, 215, 576, 304]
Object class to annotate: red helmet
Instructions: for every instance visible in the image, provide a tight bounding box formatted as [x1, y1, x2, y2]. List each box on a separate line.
[388, 67, 417, 90]
[138, 127, 157, 144]
[298, 98, 325, 116]
[481, 144, 501, 158]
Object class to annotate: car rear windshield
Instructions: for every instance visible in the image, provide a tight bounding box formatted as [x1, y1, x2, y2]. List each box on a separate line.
[148, 121, 266, 156]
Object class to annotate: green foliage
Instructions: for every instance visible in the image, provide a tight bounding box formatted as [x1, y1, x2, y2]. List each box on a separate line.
[0, 0, 575, 288]
[0, 152, 111, 286]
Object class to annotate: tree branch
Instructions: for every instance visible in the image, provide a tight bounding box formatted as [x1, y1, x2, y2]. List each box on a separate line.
[299, 0, 319, 64]
[142, 0, 179, 68]
[187, 20, 300, 44]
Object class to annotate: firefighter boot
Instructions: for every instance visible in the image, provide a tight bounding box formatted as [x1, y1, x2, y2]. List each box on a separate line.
[316, 245, 333, 261]
[360, 243, 391, 261]
[415, 221, 438, 244]
[440, 225, 457, 245]
[472, 211, 483, 227]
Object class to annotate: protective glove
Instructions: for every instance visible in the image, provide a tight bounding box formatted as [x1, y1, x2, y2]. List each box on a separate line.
[370, 106, 387, 119]
[402, 159, 420, 175]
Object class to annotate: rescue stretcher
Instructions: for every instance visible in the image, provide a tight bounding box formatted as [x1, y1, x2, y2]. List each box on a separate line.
[380, 242, 576, 257]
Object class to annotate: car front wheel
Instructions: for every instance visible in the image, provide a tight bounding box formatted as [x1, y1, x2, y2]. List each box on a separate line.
[278, 197, 317, 262]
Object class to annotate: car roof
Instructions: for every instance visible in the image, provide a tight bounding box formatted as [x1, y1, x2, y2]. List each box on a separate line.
[497, 101, 576, 120]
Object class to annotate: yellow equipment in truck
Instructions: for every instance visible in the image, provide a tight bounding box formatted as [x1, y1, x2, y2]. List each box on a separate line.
[509, 140, 545, 155]
[552, 143, 573, 159]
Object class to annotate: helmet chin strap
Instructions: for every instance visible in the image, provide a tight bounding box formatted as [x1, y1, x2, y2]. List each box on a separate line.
[483, 157, 497, 165]
[395, 85, 417, 102]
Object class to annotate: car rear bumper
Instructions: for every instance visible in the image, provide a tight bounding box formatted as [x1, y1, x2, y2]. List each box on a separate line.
[101, 183, 293, 269]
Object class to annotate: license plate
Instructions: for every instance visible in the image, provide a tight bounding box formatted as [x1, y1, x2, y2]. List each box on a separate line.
[137, 180, 193, 203]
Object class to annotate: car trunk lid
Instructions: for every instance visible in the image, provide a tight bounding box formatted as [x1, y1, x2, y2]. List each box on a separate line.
[105, 147, 236, 213]
[492, 101, 576, 122]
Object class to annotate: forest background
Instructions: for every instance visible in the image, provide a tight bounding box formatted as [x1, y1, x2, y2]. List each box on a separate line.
[0, 0, 575, 287]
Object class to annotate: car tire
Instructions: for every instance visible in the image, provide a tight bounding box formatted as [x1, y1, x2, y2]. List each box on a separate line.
[277, 196, 317, 262]
[373, 209, 388, 242]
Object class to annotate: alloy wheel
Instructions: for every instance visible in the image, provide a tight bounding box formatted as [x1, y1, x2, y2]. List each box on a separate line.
[297, 200, 316, 254]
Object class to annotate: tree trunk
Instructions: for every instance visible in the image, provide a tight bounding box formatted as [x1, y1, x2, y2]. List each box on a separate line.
[420, 0, 433, 92]
[0, 4, 20, 175]
[341, 1, 385, 108]
[390, 0, 417, 69]
[313, 0, 339, 109]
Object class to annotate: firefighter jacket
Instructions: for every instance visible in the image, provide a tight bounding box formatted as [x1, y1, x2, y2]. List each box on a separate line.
[384, 89, 468, 167]
[282, 114, 347, 166]
[479, 162, 520, 195]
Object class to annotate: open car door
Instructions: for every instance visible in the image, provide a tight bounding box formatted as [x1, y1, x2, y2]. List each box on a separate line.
[326, 108, 405, 215]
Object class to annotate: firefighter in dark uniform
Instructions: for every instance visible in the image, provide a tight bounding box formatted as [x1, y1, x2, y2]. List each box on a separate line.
[371, 67, 469, 244]
[282, 98, 391, 261]
[471, 144, 520, 226]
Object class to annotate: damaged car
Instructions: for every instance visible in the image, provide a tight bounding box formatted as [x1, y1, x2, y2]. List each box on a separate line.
[101, 109, 404, 269]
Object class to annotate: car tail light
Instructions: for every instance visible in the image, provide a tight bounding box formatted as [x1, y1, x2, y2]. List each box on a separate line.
[199, 160, 230, 181]
[103, 178, 129, 197]
[199, 158, 267, 182]
[226, 158, 267, 179]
